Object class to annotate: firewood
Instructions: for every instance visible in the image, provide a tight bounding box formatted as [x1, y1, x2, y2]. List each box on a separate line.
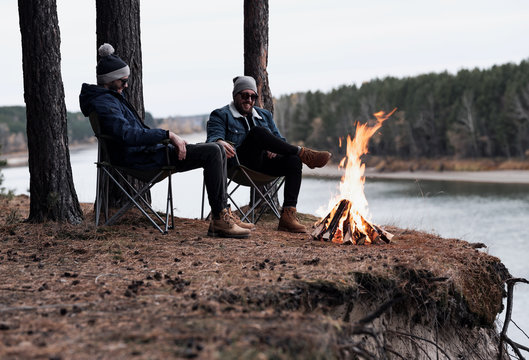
[373, 224, 394, 243]
[343, 227, 353, 245]
[311, 198, 393, 245]
[321, 200, 349, 241]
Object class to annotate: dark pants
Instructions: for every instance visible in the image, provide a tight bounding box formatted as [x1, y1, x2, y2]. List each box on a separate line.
[169, 142, 227, 216]
[236, 127, 302, 208]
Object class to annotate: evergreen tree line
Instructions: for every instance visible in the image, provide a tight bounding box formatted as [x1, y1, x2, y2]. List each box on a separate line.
[0, 106, 92, 153]
[0, 106, 204, 154]
[274, 60, 529, 160]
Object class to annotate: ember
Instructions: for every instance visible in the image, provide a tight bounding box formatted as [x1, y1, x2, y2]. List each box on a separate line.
[312, 109, 397, 245]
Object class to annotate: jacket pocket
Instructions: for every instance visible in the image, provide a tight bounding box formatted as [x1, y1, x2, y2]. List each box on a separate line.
[226, 122, 246, 146]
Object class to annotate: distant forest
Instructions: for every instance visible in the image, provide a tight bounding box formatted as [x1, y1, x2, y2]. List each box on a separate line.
[2, 59, 528, 159]
[0, 106, 206, 154]
[275, 59, 529, 160]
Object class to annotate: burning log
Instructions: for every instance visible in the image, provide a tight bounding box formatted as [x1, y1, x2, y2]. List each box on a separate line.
[312, 109, 396, 246]
[311, 199, 393, 245]
[321, 199, 350, 242]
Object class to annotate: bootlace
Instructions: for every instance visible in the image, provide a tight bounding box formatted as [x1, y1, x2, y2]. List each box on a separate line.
[221, 210, 235, 225]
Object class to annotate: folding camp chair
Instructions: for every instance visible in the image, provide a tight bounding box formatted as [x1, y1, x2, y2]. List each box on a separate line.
[201, 153, 285, 224]
[89, 112, 175, 234]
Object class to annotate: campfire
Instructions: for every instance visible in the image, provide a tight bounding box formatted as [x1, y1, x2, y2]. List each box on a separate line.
[311, 109, 397, 245]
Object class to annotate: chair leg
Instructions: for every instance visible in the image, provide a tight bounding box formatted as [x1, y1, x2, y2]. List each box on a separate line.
[102, 168, 166, 233]
[254, 180, 283, 223]
[103, 172, 109, 223]
[200, 179, 206, 220]
[164, 171, 173, 233]
[169, 171, 174, 230]
[95, 166, 102, 226]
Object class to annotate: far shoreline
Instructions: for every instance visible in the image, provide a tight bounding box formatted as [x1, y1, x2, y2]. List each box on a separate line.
[3, 143, 529, 185]
[303, 165, 529, 185]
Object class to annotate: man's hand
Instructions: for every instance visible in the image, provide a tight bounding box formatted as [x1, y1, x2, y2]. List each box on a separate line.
[267, 151, 277, 159]
[217, 139, 236, 159]
[169, 132, 187, 160]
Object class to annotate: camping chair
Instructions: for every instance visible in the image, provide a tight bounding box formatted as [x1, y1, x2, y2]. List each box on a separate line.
[89, 112, 176, 234]
[201, 153, 285, 224]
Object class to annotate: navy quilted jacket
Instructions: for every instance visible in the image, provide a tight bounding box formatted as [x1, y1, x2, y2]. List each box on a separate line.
[79, 83, 169, 169]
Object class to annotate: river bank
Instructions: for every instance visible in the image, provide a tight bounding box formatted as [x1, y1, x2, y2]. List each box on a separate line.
[304, 166, 529, 184]
[0, 195, 513, 359]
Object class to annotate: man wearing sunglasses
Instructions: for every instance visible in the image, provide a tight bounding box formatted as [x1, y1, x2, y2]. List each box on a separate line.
[207, 76, 332, 233]
[79, 44, 251, 239]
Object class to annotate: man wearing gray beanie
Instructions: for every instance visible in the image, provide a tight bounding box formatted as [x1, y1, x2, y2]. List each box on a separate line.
[207, 76, 332, 233]
[79, 44, 252, 238]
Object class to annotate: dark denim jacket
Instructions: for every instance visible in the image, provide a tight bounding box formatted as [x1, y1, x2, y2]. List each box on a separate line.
[206, 103, 286, 147]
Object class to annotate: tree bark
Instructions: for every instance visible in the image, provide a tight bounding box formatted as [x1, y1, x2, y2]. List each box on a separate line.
[18, 0, 83, 224]
[96, 0, 144, 119]
[95, 0, 150, 207]
[244, 0, 281, 211]
[244, 0, 273, 114]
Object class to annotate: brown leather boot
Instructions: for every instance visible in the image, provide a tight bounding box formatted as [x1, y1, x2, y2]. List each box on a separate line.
[208, 208, 251, 238]
[227, 206, 256, 230]
[278, 207, 307, 233]
[298, 147, 332, 169]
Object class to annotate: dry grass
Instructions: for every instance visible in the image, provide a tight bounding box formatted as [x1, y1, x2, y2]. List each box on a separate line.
[0, 195, 510, 359]
[367, 156, 529, 172]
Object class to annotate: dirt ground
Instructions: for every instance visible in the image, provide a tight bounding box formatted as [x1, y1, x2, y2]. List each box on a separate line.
[0, 195, 511, 359]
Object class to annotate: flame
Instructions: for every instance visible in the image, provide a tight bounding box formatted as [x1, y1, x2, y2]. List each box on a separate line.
[317, 109, 396, 244]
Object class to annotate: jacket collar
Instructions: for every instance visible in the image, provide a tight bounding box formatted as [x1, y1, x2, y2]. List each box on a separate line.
[229, 101, 263, 120]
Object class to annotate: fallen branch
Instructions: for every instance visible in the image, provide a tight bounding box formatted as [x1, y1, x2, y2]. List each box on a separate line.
[498, 277, 529, 360]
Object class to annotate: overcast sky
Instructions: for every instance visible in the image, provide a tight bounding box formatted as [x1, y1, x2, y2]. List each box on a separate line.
[1, 0, 528, 118]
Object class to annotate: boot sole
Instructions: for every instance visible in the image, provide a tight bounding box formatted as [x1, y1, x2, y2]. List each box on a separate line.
[207, 230, 250, 239]
[277, 226, 307, 233]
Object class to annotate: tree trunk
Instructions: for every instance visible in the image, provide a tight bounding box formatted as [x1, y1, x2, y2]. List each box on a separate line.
[18, 0, 83, 224]
[244, 0, 281, 212]
[95, 0, 150, 208]
[244, 0, 273, 114]
[96, 0, 144, 119]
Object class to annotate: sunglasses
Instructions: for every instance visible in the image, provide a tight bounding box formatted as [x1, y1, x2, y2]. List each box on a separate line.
[119, 78, 129, 84]
[240, 92, 258, 101]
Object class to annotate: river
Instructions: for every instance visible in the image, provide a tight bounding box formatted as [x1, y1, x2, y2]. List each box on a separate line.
[2, 132, 528, 346]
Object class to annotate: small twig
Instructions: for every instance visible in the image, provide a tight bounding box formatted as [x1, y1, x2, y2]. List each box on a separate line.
[0, 287, 35, 293]
[512, 319, 529, 342]
[504, 336, 526, 360]
[406, 336, 434, 360]
[384, 346, 407, 360]
[0, 302, 94, 313]
[94, 273, 130, 284]
[389, 330, 451, 359]
[350, 325, 388, 360]
[358, 294, 405, 325]
[511, 341, 529, 354]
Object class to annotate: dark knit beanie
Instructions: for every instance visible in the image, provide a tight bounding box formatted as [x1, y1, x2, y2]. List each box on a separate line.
[96, 43, 130, 85]
[232, 76, 258, 97]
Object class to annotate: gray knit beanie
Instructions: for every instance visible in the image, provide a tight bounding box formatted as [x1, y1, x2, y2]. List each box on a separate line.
[96, 43, 130, 85]
[232, 76, 258, 97]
